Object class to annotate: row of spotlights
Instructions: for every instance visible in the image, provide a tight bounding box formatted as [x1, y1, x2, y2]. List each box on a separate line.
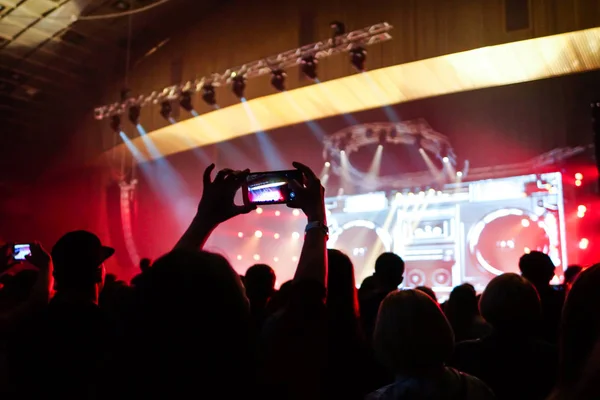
[237, 230, 301, 239]
[255, 207, 298, 216]
[110, 45, 367, 132]
[249, 230, 301, 239]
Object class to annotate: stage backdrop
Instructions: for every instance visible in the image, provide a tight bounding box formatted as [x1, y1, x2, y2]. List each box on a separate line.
[127, 71, 598, 288]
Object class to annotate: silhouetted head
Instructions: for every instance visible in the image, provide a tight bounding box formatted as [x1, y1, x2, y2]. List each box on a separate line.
[51, 230, 113, 291]
[415, 286, 437, 302]
[564, 265, 583, 287]
[130, 249, 253, 397]
[327, 249, 359, 319]
[374, 252, 405, 290]
[518, 251, 555, 288]
[446, 283, 478, 316]
[558, 264, 600, 389]
[374, 289, 454, 376]
[139, 258, 152, 273]
[104, 273, 118, 285]
[244, 263, 276, 301]
[479, 273, 540, 334]
[444, 284, 479, 340]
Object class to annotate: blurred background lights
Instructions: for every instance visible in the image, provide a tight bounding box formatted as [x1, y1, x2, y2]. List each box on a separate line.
[254, 230, 263, 238]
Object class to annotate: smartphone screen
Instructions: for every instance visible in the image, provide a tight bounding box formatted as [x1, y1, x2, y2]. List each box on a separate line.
[13, 244, 31, 261]
[244, 170, 302, 205]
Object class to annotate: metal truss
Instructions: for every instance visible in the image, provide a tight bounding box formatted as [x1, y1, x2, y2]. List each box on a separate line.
[94, 22, 393, 120]
[323, 119, 457, 191]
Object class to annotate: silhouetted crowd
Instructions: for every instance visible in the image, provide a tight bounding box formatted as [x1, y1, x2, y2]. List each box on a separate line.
[0, 162, 599, 399]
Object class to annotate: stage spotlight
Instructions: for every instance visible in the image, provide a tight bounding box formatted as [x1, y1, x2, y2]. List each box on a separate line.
[109, 115, 121, 133]
[274, 257, 279, 262]
[256, 207, 263, 214]
[457, 171, 463, 178]
[292, 209, 301, 216]
[292, 256, 298, 262]
[349, 47, 367, 71]
[521, 219, 530, 227]
[575, 179, 582, 187]
[253, 254, 261, 261]
[300, 55, 318, 80]
[238, 232, 244, 238]
[292, 232, 300, 240]
[575, 172, 583, 180]
[231, 75, 246, 99]
[270, 69, 286, 91]
[325, 161, 331, 168]
[275, 210, 281, 216]
[330, 21, 346, 37]
[128, 104, 141, 125]
[255, 230, 263, 238]
[202, 83, 217, 106]
[274, 233, 280, 239]
[180, 91, 193, 112]
[159, 101, 172, 120]
[442, 157, 449, 163]
[236, 255, 242, 260]
[579, 238, 589, 250]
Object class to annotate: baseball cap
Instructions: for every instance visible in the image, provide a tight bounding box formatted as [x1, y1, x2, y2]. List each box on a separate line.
[51, 230, 114, 271]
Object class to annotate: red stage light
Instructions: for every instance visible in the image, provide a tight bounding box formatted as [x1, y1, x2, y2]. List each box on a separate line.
[575, 180, 582, 187]
[238, 232, 244, 238]
[575, 173, 583, 180]
[579, 238, 589, 250]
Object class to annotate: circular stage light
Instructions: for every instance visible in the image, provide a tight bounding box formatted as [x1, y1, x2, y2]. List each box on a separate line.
[407, 269, 426, 286]
[468, 208, 554, 276]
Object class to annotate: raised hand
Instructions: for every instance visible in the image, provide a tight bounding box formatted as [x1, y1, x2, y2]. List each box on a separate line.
[288, 161, 326, 222]
[197, 164, 257, 226]
[24, 242, 51, 271]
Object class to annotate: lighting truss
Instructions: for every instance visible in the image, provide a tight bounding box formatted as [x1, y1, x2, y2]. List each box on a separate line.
[93, 22, 393, 120]
[323, 119, 458, 190]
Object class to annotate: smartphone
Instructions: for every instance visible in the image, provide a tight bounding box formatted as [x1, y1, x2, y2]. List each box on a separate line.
[13, 244, 31, 261]
[243, 170, 302, 206]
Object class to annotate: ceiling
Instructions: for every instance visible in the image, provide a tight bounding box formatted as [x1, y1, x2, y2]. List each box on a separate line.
[0, 0, 217, 131]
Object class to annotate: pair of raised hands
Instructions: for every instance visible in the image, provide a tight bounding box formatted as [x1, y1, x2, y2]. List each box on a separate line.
[197, 161, 325, 227]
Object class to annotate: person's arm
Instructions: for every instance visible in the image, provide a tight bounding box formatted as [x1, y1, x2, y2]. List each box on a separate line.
[0, 243, 52, 332]
[175, 164, 255, 251]
[289, 162, 328, 288]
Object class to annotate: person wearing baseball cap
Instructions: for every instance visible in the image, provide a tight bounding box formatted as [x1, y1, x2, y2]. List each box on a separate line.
[9, 231, 116, 398]
[51, 230, 114, 301]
